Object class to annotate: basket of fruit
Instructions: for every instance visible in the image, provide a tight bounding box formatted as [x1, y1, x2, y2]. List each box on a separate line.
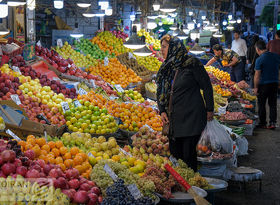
[1, 37, 24, 58]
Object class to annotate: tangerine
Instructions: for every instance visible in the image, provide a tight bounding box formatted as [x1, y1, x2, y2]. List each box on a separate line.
[42, 144, 50, 152]
[70, 147, 79, 156]
[55, 141, 63, 149]
[59, 147, 68, 155]
[51, 148, 60, 157]
[73, 156, 83, 166]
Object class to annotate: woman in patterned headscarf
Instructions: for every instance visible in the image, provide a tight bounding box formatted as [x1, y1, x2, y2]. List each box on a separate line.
[156, 35, 214, 171]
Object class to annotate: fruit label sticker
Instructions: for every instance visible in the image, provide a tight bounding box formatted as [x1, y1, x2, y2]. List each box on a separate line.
[10, 94, 21, 105]
[12, 66, 22, 74]
[6, 129, 21, 141]
[104, 164, 118, 181]
[90, 80, 97, 89]
[119, 148, 132, 157]
[128, 52, 136, 60]
[57, 39, 63, 47]
[73, 100, 82, 108]
[61, 102, 70, 113]
[127, 184, 143, 200]
[115, 84, 124, 93]
[78, 88, 88, 96]
[104, 57, 109, 66]
[169, 155, 179, 167]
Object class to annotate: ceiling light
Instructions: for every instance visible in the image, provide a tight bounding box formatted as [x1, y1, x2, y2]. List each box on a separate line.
[95, 11, 105, 17]
[237, 17, 242, 24]
[170, 23, 177, 31]
[228, 14, 233, 20]
[98, 0, 109, 10]
[204, 23, 215, 31]
[27, 0, 35, 10]
[0, 2, 8, 18]
[210, 26, 219, 32]
[147, 14, 158, 19]
[173, 28, 180, 36]
[0, 24, 9, 35]
[136, 6, 141, 14]
[203, 19, 210, 24]
[189, 11, 193, 16]
[227, 24, 234, 30]
[214, 22, 219, 26]
[177, 30, 188, 40]
[159, 27, 165, 32]
[158, 21, 163, 26]
[130, 14, 135, 21]
[188, 22, 195, 30]
[182, 25, 189, 34]
[189, 43, 205, 55]
[190, 29, 200, 40]
[197, 23, 201, 28]
[133, 46, 152, 57]
[213, 30, 223, 38]
[169, 13, 177, 18]
[105, 6, 112, 16]
[147, 19, 157, 30]
[124, 34, 146, 49]
[7, 0, 26, 6]
[158, 14, 167, 18]
[222, 20, 228, 26]
[229, 19, 236, 24]
[153, 0, 160, 11]
[77, 1, 91, 8]
[201, 15, 206, 20]
[160, 2, 176, 13]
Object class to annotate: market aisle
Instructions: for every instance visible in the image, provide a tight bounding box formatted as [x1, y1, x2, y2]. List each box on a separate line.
[215, 100, 280, 205]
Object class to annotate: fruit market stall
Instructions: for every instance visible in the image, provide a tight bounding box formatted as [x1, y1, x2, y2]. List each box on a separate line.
[0, 29, 259, 205]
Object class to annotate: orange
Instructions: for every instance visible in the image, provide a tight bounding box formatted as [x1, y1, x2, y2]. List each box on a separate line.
[64, 159, 73, 168]
[59, 147, 68, 155]
[82, 172, 88, 179]
[27, 135, 35, 141]
[36, 138, 46, 147]
[27, 138, 36, 146]
[74, 165, 83, 174]
[55, 157, 63, 164]
[51, 148, 60, 157]
[47, 157, 56, 164]
[32, 145, 41, 158]
[58, 163, 66, 171]
[63, 152, 72, 160]
[41, 150, 48, 156]
[77, 153, 87, 162]
[55, 141, 63, 149]
[18, 141, 26, 149]
[73, 156, 83, 166]
[48, 141, 56, 149]
[42, 144, 50, 152]
[70, 147, 79, 156]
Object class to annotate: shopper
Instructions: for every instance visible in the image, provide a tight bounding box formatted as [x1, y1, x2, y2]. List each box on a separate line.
[267, 30, 280, 55]
[231, 30, 247, 66]
[156, 34, 214, 171]
[254, 40, 280, 129]
[210, 36, 220, 54]
[206, 44, 245, 82]
[247, 35, 259, 87]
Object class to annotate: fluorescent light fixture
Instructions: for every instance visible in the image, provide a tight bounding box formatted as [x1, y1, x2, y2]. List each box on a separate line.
[53, 0, 63, 9]
[190, 29, 200, 40]
[124, 34, 146, 49]
[189, 11, 193, 16]
[0, 24, 9, 35]
[188, 22, 195, 30]
[227, 24, 234, 30]
[173, 28, 180, 36]
[204, 23, 215, 31]
[203, 19, 210, 24]
[77, 2, 91, 8]
[210, 26, 219, 32]
[182, 25, 189, 34]
[98, 0, 109, 10]
[27, 0, 35, 10]
[229, 19, 236, 24]
[189, 43, 205, 55]
[136, 6, 141, 14]
[83, 9, 95, 17]
[197, 23, 201, 28]
[70, 33, 84, 38]
[133, 46, 152, 57]
[147, 14, 158, 19]
[214, 22, 219, 26]
[237, 17, 242, 24]
[158, 21, 163, 26]
[158, 14, 167, 18]
[177, 30, 188, 40]
[0, 3, 8, 18]
[130, 14, 135, 21]
[7, 0, 26, 6]
[201, 15, 206, 20]
[222, 20, 227, 26]
[170, 23, 177, 31]
[105, 6, 112, 16]
[160, 2, 176, 13]
[147, 19, 157, 30]
[153, 0, 160, 11]
[228, 14, 233, 20]
[213, 30, 223, 38]
[159, 27, 165, 32]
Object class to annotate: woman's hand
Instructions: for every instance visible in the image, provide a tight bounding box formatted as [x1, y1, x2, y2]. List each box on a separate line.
[161, 112, 169, 124]
[207, 112, 214, 121]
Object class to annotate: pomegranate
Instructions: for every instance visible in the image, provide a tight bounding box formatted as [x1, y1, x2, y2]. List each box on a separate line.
[16, 166, 27, 177]
[24, 150, 35, 160]
[65, 168, 79, 180]
[68, 179, 80, 189]
[13, 158, 22, 167]
[80, 183, 91, 191]
[73, 190, 89, 204]
[43, 163, 52, 175]
[1, 150, 16, 162]
[90, 187, 100, 195]
[1, 162, 16, 176]
[26, 169, 40, 178]
[88, 193, 98, 204]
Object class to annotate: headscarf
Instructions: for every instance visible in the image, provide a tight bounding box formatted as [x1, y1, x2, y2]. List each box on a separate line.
[156, 36, 189, 113]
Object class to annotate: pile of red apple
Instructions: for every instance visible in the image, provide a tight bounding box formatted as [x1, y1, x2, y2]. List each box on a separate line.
[0, 140, 102, 204]
[0, 72, 21, 100]
[110, 30, 128, 42]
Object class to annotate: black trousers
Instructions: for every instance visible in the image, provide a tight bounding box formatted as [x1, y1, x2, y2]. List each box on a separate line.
[258, 83, 278, 125]
[169, 136, 200, 172]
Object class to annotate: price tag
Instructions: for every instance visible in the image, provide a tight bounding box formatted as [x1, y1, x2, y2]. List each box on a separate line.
[88, 152, 95, 158]
[119, 148, 132, 157]
[57, 39, 63, 47]
[10, 94, 21, 105]
[11, 66, 21, 75]
[115, 84, 124, 93]
[142, 124, 154, 132]
[78, 88, 88, 95]
[104, 164, 118, 181]
[73, 100, 82, 107]
[127, 184, 142, 200]
[128, 52, 136, 60]
[36, 41, 42, 47]
[218, 106, 227, 116]
[61, 102, 70, 113]
[169, 155, 179, 167]
[6, 129, 21, 141]
[104, 57, 109, 66]
[90, 80, 97, 89]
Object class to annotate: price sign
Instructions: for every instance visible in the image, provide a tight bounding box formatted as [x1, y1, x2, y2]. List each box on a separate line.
[6, 129, 21, 141]
[127, 184, 142, 200]
[169, 155, 179, 167]
[104, 57, 109, 66]
[78, 88, 88, 95]
[10, 94, 21, 105]
[119, 148, 132, 157]
[73, 100, 82, 107]
[88, 152, 95, 158]
[115, 84, 124, 93]
[104, 164, 118, 181]
[61, 102, 70, 113]
[11, 66, 21, 75]
[218, 106, 227, 116]
[128, 52, 136, 60]
[90, 80, 97, 89]
[57, 39, 63, 47]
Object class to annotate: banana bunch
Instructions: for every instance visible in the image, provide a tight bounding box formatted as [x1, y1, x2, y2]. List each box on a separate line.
[214, 92, 228, 105]
[242, 92, 257, 101]
[145, 82, 157, 94]
[0, 176, 69, 205]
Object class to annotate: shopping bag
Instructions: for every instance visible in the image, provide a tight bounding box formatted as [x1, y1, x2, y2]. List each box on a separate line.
[197, 119, 233, 156]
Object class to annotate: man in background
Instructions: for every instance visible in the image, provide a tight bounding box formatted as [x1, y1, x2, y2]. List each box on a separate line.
[254, 40, 280, 129]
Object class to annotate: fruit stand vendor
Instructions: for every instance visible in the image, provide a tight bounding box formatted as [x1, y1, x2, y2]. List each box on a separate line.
[156, 34, 214, 171]
[206, 44, 245, 82]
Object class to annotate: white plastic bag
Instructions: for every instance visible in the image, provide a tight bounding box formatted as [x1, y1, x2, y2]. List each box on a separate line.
[236, 136, 248, 156]
[197, 119, 234, 156]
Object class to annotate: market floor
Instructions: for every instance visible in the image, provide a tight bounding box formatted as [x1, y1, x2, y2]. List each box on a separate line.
[215, 100, 280, 205]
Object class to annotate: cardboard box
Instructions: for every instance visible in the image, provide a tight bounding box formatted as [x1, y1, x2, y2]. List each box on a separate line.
[0, 100, 65, 139]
